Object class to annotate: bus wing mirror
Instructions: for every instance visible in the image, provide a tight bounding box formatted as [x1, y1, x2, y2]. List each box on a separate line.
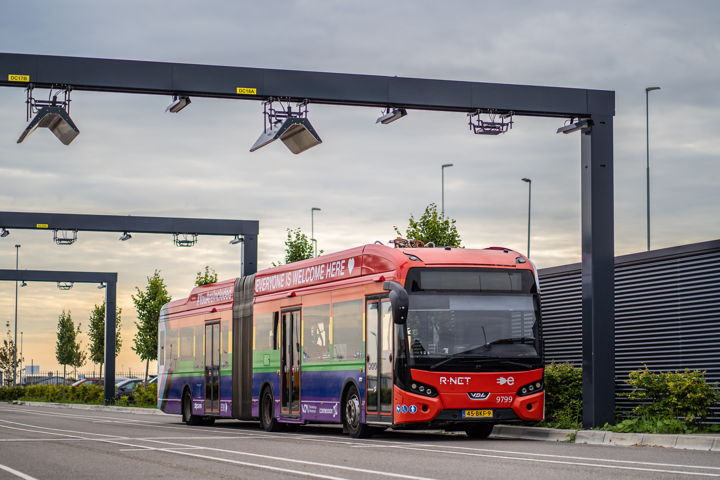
[383, 281, 409, 325]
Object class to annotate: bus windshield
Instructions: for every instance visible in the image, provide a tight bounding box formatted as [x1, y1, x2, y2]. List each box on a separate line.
[405, 293, 540, 369]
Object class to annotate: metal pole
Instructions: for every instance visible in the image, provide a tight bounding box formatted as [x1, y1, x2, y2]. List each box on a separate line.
[580, 114, 615, 428]
[311, 207, 321, 257]
[645, 86, 660, 251]
[441, 164, 453, 217]
[104, 280, 116, 404]
[13, 244, 20, 385]
[522, 178, 532, 257]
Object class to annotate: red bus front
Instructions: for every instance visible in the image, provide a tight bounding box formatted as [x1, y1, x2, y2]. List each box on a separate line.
[389, 266, 544, 435]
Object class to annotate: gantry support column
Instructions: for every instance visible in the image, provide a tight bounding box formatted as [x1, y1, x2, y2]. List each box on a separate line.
[104, 280, 117, 404]
[580, 115, 615, 428]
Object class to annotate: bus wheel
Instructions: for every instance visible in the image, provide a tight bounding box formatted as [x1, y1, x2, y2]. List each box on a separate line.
[260, 388, 284, 432]
[464, 423, 494, 439]
[182, 390, 203, 426]
[343, 385, 371, 438]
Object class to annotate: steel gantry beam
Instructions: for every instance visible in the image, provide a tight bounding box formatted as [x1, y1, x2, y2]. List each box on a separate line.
[0, 52, 613, 117]
[0, 211, 259, 275]
[1, 52, 616, 427]
[0, 269, 118, 404]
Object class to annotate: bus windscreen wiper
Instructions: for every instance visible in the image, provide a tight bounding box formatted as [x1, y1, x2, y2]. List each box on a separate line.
[484, 337, 536, 347]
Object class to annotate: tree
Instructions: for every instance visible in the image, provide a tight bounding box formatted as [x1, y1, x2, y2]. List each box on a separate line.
[277, 228, 316, 265]
[132, 270, 171, 382]
[195, 266, 218, 286]
[88, 302, 122, 376]
[71, 322, 87, 379]
[394, 203, 462, 248]
[0, 326, 21, 386]
[56, 310, 78, 380]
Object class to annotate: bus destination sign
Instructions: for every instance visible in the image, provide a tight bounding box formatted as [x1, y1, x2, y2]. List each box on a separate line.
[255, 257, 358, 294]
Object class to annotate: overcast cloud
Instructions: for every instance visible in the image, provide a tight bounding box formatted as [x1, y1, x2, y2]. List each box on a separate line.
[0, 1, 718, 372]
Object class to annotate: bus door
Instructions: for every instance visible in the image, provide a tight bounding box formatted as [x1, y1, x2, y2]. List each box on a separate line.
[365, 298, 393, 424]
[280, 309, 301, 417]
[204, 321, 221, 414]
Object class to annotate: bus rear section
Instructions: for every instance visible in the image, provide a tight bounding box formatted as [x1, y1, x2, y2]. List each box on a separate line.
[157, 279, 236, 425]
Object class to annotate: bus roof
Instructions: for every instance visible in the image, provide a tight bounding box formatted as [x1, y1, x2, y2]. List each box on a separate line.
[166, 244, 532, 312]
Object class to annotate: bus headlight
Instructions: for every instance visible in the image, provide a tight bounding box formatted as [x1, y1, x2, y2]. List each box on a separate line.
[408, 381, 438, 397]
[517, 380, 544, 397]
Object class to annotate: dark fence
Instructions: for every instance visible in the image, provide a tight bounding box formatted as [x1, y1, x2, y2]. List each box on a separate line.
[16, 370, 156, 386]
[539, 239, 720, 422]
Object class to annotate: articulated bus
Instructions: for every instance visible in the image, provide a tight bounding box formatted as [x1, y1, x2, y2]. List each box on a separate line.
[157, 243, 544, 438]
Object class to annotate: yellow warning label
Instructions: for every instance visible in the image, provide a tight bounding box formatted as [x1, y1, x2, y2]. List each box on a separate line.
[36, 224, 48, 229]
[236, 87, 257, 95]
[8, 74, 30, 82]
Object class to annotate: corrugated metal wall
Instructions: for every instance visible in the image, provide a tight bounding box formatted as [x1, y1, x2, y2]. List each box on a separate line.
[539, 239, 720, 422]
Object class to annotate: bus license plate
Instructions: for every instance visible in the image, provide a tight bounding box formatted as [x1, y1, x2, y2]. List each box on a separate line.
[462, 409, 493, 418]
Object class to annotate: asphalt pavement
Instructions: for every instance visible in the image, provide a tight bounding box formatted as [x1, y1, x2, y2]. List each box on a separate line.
[1, 404, 719, 480]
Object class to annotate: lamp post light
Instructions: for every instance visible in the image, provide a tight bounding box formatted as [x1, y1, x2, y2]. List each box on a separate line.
[441, 163, 454, 217]
[311, 207, 321, 257]
[645, 86, 661, 251]
[521, 178, 532, 258]
[13, 244, 20, 385]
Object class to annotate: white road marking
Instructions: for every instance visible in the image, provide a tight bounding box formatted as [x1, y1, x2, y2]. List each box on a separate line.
[0, 463, 40, 480]
[3, 406, 720, 478]
[0, 418, 439, 480]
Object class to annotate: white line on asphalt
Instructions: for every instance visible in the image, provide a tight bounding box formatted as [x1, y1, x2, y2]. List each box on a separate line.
[0, 463, 40, 480]
[369, 442, 720, 477]
[4, 406, 720, 477]
[118, 446, 204, 452]
[0, 418, 440, 480]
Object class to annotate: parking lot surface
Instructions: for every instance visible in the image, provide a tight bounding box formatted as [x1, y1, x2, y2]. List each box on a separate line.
[1, 404, 720, 479]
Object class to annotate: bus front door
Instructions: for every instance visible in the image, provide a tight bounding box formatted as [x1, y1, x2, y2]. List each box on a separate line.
[365, 298, 393, 424]
[204, 322, 220, 414]
[280, 309, 301, 417]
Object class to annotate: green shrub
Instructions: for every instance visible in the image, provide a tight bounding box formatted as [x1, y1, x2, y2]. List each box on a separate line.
[624, 366, 719, 424]
[132, 383, 157, 408]
[0, 386, 24, 401]
[542, 363, 583, 429]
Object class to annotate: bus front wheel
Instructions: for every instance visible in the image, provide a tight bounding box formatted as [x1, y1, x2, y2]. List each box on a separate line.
[343, 385, 372, 438]
[260, 388, 284, 432]
[464, 423, 494, 439]
[182, 390, 203, 426]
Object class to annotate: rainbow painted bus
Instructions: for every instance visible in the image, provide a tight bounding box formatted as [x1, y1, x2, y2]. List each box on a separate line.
[157, 243, 544, 438]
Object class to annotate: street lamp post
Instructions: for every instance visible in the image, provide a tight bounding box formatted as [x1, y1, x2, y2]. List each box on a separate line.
[521, 178, 532, 258]
[441, 163, 454, 217]
[13, 244, 20, 385]
[646, 86, 661, 251]
[311, 207, 321, 257]
[19, 331, 23, 383]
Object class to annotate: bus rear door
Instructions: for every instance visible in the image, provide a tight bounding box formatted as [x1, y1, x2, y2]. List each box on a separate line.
[204, 321, 221, 414]
[365, 298, 393, 424]
[280, 309, 301, 417]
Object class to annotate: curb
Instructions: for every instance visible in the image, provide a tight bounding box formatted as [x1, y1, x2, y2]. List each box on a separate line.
[13, 401, 165, 416]
[493, 425, 575, 442]
[496, 425, 720, 451]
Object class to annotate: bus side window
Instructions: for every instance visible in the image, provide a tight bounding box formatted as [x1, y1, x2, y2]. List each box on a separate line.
[158, 330, 165, 367]
[303, 304, 330, 362]
[194, 325, 204, 369]
[331, 300, 363, 361]
[167, 325, 178, 372]
[254, 313, 275, 350]
[222, 320, 230, 367]
[179, 327, 194, 372]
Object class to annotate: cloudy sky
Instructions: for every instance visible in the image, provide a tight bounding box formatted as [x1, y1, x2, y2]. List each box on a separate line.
[0, 1, 718, 373]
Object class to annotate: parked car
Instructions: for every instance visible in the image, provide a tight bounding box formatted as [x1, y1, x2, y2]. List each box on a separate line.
[115, 378, 144, 400]
[72, 378, 104, 387]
